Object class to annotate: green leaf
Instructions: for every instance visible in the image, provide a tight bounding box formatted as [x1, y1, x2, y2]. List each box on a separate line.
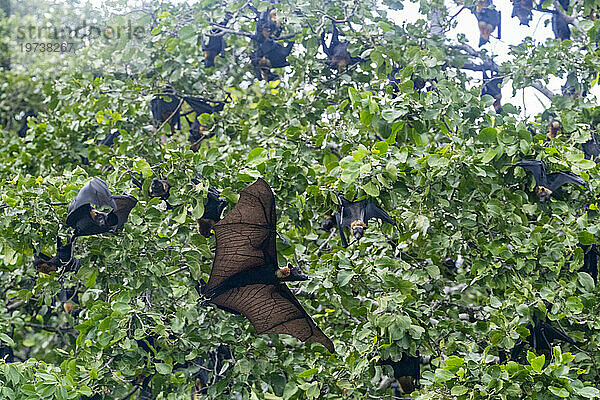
[363, 181, 380, 197]
[548, 387, 570, 398]
[528, 353, 545, 372]
[478, 127, 498, 143]
[155, 363, 172, 374]
[575, 386, 600, 398]
[578, 272, 595, 292]
[297, 368, 318, 378]
[451, 385, 468, 396]
[134, 159, 153, 178]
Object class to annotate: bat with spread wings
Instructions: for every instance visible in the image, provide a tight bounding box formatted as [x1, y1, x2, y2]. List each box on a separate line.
[333, 192, 396, 248]
[201, 178, 334, 353]
[512, 159, 586, 202]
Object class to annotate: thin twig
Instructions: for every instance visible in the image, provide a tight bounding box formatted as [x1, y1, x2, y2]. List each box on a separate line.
[165, 265, 190, 277]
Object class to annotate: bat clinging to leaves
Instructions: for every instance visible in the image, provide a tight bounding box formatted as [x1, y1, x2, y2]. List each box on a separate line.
[512, 159, 586, 202]
[333, 192, 396, 248]
[547, 116, 562, 139]
[201, 178, 334, 353]
[379, 352, 420, 394]
[251, 6, 282, 43]
[190, 344, 233, 399]
[66, 177, 137, 237]
[321, 22, 362, 71]
[197, 187, 228, 237]
[552, 11, 571, 40]
[510, 316, 576, 360]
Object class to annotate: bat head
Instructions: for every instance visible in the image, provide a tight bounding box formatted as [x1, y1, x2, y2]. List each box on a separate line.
[149, 178, 170, 200]
[276, 265, 308, 281]
[90, 209, 118, 228]
[320, 215, 335, 231]
[535, 186, 553, 202]
[350, 219, 368, 240]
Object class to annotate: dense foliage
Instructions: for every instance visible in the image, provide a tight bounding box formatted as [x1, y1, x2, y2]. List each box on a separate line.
[2, 0, 600, 399]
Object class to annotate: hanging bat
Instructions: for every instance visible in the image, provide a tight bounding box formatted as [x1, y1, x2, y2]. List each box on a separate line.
[473, 4, 501, 47]
[334, 192, 396, 248]
[251, 39, 293, 81]
[388, 66, 427, 92]
[320, 214, 336, 232]
[512, 159, 586, 202]
[511, 0, 533, 25]
[482, 70, 503, 113]
[379, 352, 421, 394]
[197, 187, 228, 237]
[190, 344, 233, 399]
[149, 178, 170, 201]
[150, 94, 181, 132]
[321, 22, 362, 71]
[201, 178, 334, 353]
[33, 236, 80, 274]
[203, 13, 232, 68]
[552, 12, 571, 40]
[510, 316, 576, 360]
[17, 109, 36, 138]
[582, 132, 600, 163]
[250, 6, 282, 43]
[547, 116, 562, 139]
[579, 244, 598, 282]
[58, 285, 80, 314]
[66, 177, 136, 237]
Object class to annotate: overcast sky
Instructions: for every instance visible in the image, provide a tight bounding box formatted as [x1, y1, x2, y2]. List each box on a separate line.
[390, 0, 596, 119]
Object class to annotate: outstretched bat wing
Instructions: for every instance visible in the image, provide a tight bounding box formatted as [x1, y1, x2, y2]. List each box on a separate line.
[211, 283, 334, 353]
[110, 194, 138, 232]
[541, 322, 576, 345]
[513, 160, 546, 187]
[365, 201, 396, 225]
[546, 171, 586, 192]
[206, 178, 277, 291]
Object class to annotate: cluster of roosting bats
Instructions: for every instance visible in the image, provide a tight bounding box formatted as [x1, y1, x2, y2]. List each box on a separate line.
[5, 2, 600, 399]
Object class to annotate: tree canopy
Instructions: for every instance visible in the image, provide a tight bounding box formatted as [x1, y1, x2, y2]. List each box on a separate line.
[2, 0, 600, 399]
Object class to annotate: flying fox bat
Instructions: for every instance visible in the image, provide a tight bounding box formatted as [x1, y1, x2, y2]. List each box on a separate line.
[197, 187, 228, 237]
[201, 178, 334, 353]
[510, 316, 576, 360]
[512, 159, 586, 202]
[66, 177, 137, 237]
[17, 110, 36, 138]
[579, 244, 598, 282]
[203, 13, 232, 67]
[482, 70, 503, 113]
[321, 22, 362, 71]
[547, 116, 562, 139]
[582, 132, 600, 163]
[552, 11, 571, 40]
[472, 3, 501, 47]
[251, 39, 293, 81]
[511, 0, 533, 25]
[333, 192, 396, 248]
[33, 236, 80, 274]
[379, 352, 421, 394]
[190, 344, 233, 399]
[148, 178, 170, 201]
[150, 94, 181, 132]
[250, 6, 282, 43]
